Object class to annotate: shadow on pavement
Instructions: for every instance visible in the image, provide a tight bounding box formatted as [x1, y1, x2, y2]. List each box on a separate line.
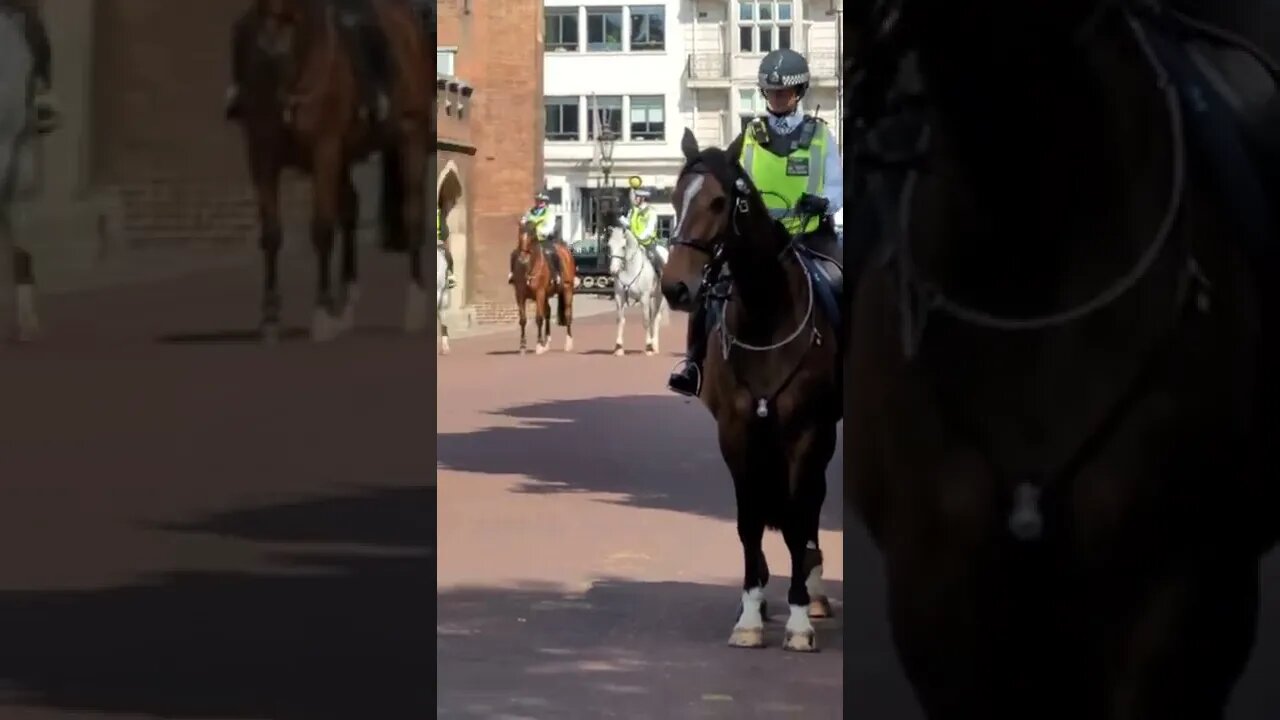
[0, 485, 433, 720]
[436, 395, 843, 531]
[438, 578, 860, 718]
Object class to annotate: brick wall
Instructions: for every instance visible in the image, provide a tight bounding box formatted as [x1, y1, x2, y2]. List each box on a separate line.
[439, 0, 543, 307]
[90, 0, 260, 250]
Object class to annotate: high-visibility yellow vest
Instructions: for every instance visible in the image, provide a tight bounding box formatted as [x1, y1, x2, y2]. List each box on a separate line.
[628, 207, 655, 245]
[738, 116, 828, 235]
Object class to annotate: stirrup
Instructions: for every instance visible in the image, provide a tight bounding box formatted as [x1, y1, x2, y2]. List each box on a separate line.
[667, 358, 702, 397]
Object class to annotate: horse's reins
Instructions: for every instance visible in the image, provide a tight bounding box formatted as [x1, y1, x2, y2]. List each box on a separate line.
[672, 163, 827, 418]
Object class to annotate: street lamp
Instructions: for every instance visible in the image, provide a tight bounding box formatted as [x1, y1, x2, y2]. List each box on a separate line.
[598, 126, 617, 188]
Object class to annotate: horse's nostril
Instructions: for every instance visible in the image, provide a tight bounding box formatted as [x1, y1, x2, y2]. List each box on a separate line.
[674, 283, 690, 305]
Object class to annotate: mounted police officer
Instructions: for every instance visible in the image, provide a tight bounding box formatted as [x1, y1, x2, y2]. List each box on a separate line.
[623, 188, 665, 276]
[2, 0, 57, 133]
[668, 47, 844, 397]
[510, 192, 564, 286]
[437, 206, 456, 290]
[225, 0, 390, 126]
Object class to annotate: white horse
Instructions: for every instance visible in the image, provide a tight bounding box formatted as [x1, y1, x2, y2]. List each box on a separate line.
[0, 11, 36, 345]
[606, 225, 666, 357]
[436, 244, 450, 355]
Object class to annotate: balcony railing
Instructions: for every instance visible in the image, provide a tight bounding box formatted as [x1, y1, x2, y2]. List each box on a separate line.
[686, 51, 839, 82]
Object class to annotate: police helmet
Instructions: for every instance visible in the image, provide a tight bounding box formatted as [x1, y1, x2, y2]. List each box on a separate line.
[757, 49, 810, 98]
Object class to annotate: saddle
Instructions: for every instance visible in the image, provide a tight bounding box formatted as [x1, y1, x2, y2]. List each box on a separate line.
[641, 243, 665, 278]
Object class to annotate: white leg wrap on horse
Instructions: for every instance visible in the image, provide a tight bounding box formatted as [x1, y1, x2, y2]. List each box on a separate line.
[786, 604, 814, 635]
[736, 587, 766, 629]
[805, 563, 825, 599]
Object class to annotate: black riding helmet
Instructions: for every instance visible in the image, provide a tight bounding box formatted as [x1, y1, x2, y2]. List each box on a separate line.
[757, 48, 810, 110]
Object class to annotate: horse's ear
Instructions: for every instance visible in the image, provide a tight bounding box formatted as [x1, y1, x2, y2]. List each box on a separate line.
[681, 128, 700, 162]
[727, 133, 745, 165]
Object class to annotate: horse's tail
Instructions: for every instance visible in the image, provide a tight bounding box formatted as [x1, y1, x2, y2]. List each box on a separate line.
[556, 284, 568, 326]
[379, 147, 407, 253]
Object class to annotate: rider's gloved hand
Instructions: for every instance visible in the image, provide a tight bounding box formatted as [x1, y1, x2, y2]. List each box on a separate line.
[796, 193, 830, 216]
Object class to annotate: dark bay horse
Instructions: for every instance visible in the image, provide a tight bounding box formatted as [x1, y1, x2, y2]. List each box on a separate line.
[845, 1, 1280, 716]
[512, 221, 575, 355]
[231, 0, 431, 342]
[661, 129, 840, 652]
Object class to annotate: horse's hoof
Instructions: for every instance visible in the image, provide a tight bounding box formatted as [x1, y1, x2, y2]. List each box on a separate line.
[783, 629, 818, 653]
[644, 345, 655, 357]
[564, 337, 573, 353]
[519, 346, 527, 355]
[535, 343, 548, 355]
[614, 345, 624, 357]
[808, 596, 833, 619]
[261, 324, 280, 345]
[439, 338, 451, 355]
[728, 626, 766, 649]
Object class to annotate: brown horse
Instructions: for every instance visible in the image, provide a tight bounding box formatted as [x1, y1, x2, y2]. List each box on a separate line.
[231, 0, 430, 343]
[846, 1, 1280, 717]
[512, 221, 575, 355]
[661, 130, 840, 652]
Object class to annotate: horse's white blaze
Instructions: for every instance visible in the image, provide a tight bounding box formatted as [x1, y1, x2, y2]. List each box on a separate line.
[735, 587, 766, 630]
[671, 174, 705, 242]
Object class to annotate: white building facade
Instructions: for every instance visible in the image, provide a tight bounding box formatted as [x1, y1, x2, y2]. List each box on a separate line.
[541, 0, 844, 249]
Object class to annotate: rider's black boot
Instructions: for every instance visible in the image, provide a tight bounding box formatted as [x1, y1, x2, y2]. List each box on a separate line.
[668, 303, 708, 397]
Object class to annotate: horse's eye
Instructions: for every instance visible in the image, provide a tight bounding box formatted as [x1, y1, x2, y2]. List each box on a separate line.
[709, 196, 727, 213]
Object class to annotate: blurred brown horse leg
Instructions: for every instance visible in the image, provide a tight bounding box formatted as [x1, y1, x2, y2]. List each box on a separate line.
[308, 140, 344, 342]
[13, 247, 36, 341]
[399, 133, 430, 334]
[252, 152, 284, 343]
[336, 171, 360, 331]
[555, 244, 576, 352]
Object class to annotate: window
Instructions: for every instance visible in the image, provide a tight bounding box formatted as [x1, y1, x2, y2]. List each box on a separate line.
[545, 8, 578, 51]
[629, 6, 665, 51]
[586, 8, 624, 52]
[657, 215, 675, 244]
[545, 96, 581, 141]
[587, 95, 623, 140]
[738, 88, 767, 131]
[629, 96, 664, 141]
[737, 1, 793, 53]
[437, 48, 456, 76]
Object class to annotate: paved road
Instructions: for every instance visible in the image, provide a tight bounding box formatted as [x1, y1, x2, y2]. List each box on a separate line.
[0, 250, 432, 720]
[435, 297, 1280, 719]
[3, 249, 1280, 719]
[436, 308, 851, 719]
